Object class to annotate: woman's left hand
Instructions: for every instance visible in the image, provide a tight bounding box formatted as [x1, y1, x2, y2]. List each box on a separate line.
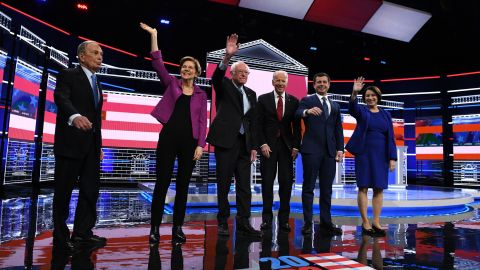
[193, 146, 203, 161]
[389, 160, 396, 171]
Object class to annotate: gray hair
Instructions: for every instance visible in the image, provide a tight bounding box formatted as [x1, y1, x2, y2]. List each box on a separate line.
[272, 70, 288, 80]
[230, 61, 249, 73]
[77, 40, 97, 57]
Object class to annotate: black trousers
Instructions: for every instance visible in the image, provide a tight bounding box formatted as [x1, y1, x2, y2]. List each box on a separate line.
[260, 139, 293, 223]
[151, 132, 197, 227]
[52, 141, 100, 244]
[215, 134, 252, 224]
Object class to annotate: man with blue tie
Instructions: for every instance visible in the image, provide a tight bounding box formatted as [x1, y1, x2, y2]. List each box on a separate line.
[52, 41, 106, 252]
[207, 33, 262, 238]
[295, 72, 344, 236]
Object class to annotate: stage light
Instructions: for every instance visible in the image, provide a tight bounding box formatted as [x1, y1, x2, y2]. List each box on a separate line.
[380, 60, 387, 64]
[160, 19, 170, 25]
[309, 46, 317, 51]
[76, 3, 88, 11]
[363, 57, 371, 61]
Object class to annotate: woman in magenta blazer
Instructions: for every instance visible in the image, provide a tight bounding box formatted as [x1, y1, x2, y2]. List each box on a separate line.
[140, 23, 207, 244]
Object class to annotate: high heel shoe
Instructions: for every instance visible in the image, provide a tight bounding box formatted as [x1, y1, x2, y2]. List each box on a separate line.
[372, 225, 386, 237]
[361, 224, 375, 236]
[172, 226, 186, 244]
[149, 225, 160, 244]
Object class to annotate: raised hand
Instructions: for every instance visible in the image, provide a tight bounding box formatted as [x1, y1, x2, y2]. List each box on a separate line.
[225, 33, 239, 56]
[353, 76, 365, 93]
[140, 22, 157, 36]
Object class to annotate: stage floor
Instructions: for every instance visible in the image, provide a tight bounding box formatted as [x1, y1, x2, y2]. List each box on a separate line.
[1, 186, 480, 269]
[139, 183, 480, 218]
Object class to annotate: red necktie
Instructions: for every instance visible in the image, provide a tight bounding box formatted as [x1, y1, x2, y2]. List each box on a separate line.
[277, 95, 283, 121]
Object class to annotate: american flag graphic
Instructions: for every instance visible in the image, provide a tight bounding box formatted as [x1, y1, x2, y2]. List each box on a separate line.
[299, 253, 374, 270]
[100, 90, 211, 150]
[8, 59, 42, 142]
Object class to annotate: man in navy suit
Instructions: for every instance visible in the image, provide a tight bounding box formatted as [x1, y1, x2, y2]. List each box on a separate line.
[53, 41, 106, 251]
[257, 70, 300, 232]
[295, 72, 344, 235]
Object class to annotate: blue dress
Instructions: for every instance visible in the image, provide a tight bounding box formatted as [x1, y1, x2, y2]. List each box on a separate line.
[355, 111, 389, 189]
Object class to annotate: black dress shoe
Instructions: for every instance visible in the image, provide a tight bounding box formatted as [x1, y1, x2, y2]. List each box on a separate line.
[72, 234, 107, 245]
[172, 226, 186, 243]
[236, 223, 262, 238]
[320, 223, 342, 236]
[279, 222, 291, 232]
[149, 226, 160, 244]
[218, 223, 229, 236]
[372, 225, 386, 237]
[53, 237, 76, 251]
[361, 225, 376, 236]
[260, 221, 272, 231]
[301, 222, 312, 235]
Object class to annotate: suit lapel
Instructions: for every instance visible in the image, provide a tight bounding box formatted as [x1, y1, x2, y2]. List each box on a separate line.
[284, 93, 294, 117]
[328, 97, 336, 117]
[76, 68, 94, 103]
[76, 67, 103, 108]
[268, 91, 276, 115]
[230, 80, 244, 114]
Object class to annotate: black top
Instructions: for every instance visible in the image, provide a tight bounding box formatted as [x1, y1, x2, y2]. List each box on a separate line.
[162, 94, 192, 140]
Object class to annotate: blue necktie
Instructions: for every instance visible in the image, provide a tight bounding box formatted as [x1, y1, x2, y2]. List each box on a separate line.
[322, 96, 329, 119]
[91, 74, 99, 107]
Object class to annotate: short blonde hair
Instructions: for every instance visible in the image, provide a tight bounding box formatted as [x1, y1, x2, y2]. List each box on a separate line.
[180, 56, 201, 76]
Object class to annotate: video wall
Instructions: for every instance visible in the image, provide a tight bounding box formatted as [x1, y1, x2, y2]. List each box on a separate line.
[1, 5, 479, 188]
[8, 59, 41, 142]
[3, 59, 41, 184]
[414, 116, 444, 183]
[452, 114, 480, 186]
[0, 50, 7, 128]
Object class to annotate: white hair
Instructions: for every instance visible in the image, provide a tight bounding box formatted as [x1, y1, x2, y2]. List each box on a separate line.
[230, 61, 249, 73]
[272, 70, 288, 80]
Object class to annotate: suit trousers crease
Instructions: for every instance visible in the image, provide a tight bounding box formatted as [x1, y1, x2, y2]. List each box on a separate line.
[151, 132, 197, 227]
[260, 139, 293, 223]
[53, 137, 100, 241]
[215, 135, 252, 224]
[301, 152, 336, 225]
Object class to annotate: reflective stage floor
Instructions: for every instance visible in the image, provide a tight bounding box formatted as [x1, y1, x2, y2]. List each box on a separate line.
[1, 186, 480, 269]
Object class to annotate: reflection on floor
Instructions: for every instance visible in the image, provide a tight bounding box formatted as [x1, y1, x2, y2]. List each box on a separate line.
[1, 188, 480, 269]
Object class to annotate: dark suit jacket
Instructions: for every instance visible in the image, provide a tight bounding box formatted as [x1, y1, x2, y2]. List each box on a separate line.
[207, 65, 257, 151]
[54, 66, 103, 159]
[295, 94, 344, 157]
[345, 97, 397, 160]
[257, 91, 301, 151]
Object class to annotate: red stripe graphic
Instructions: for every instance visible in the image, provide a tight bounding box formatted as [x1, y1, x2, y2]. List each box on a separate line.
[13, 75, 40, 96]
[102, 121, 162, 133]
[8, 127, 34, 141]
[102, 139, 157, 149]
[103, 102, 155, 114]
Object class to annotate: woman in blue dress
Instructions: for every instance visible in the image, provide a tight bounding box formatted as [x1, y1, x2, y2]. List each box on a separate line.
[345, 77, 397, 237]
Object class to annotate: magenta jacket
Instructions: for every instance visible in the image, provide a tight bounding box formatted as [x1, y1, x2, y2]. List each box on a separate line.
[150, 50, 207, 147]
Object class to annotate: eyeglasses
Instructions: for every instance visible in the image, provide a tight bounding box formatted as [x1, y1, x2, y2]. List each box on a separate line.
[234, 70, 250, 75]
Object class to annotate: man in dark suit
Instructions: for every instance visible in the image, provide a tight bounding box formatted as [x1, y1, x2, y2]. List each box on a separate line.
[207, 33, 261, 238]
[257, 70, 300, 232]
[295, 72, 344, 236]
[52, 41, 106, 251]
